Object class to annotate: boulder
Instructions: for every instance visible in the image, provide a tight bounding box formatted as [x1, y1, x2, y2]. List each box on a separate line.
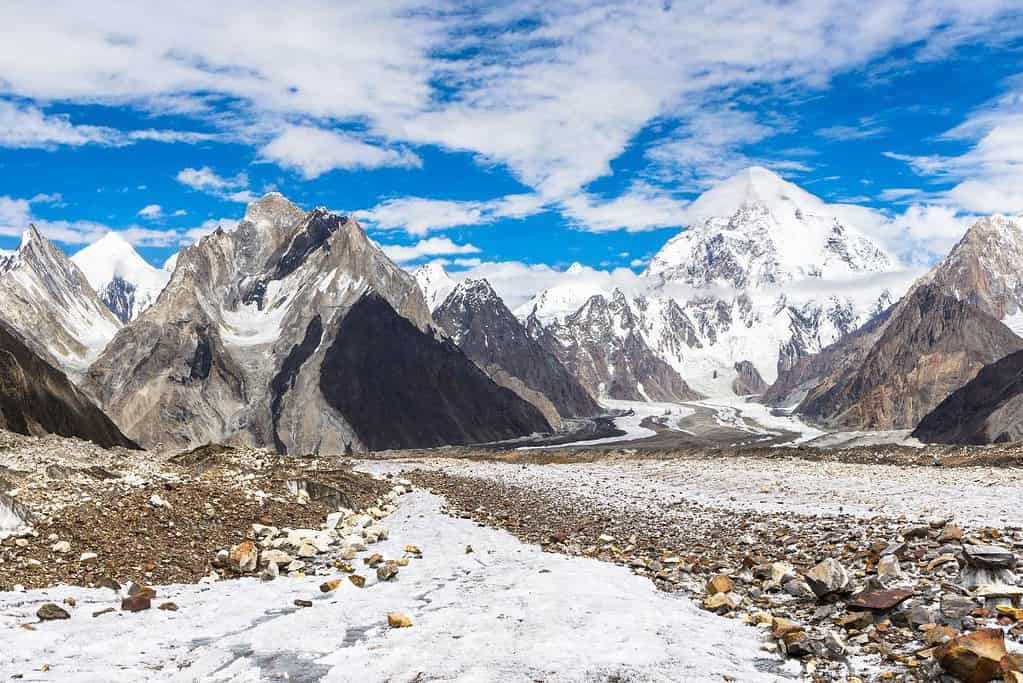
[229, 541, 259, 573]
[37, 603, 70, 621]
[804, 558, 850, 598]
[936, 628, 1007, 683]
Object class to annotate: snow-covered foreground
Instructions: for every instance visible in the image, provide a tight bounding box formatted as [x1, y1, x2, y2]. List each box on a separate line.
[0, 490, 797, 682]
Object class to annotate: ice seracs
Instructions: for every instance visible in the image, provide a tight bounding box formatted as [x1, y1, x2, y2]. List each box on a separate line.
[71, 232, 171, 322]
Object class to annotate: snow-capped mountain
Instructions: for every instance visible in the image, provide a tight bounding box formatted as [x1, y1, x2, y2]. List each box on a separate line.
[413, 262, 456, 312]
[771, 214, 1023, 430]
[0, 226, 121, 379]
[86, 193, 549, 452]
[432, 277, 600, 427]
[521, 167, 904, 398]
[71, 232, 171, 322]
[530, 289, 701, 402]
[646, 166, 891, 287]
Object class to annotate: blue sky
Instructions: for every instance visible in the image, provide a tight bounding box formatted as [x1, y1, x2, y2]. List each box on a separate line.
[2, 1, 1023, 298]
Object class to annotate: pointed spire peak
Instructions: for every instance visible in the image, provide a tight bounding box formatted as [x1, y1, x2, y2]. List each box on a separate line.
[565, 262, 586, 275]
[458, 277, 498, 298]
[20, 224, 42, 250]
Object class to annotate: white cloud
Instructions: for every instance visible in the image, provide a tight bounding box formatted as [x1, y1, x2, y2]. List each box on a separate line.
[137, 204, 163, 219]
[0, 2, 1016, 198]
[0, 99, 118, 148]
[180, 218, 240, 244]
[260, 125, 421, 179]
[815, 117, 888, 141]
[176, 166, 255, 203]
[560, 184, 686, 233]
[0, 99, 222, 149]
[361, 193, 544, 236]
[888, 204, 979, 264]
[445, 259, 649, 311]
[885, 88, 1023, 215]
[379, 237, 480, 264]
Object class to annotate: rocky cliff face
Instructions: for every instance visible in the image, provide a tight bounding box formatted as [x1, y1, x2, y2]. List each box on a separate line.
[0, 227, 121, 379]
[796, 284, 1023, 430]
[912, 349, 1023, 444]
[0, 320, 135, 448]
[85, 193, 548, 453]
[432, 278, 600, 426]
[531, 290, 701, 402]
[732, 360, 768, 396]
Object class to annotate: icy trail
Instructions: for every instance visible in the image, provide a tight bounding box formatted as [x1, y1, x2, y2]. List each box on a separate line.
[0, 490, 797, 682]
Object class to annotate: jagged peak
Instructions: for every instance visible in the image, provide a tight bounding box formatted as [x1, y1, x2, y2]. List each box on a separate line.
[452, 277, 498, 300]
[20, 224, 43, 250]
[242, 191, 305, 226]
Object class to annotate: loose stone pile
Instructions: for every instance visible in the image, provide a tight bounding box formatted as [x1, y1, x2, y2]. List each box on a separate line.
[410, 463, 1023, 682]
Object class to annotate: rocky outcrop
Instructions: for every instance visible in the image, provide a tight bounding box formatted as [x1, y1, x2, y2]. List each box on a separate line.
[0, 320, 135, 448]
[732, 360, 768, 396]
[912, 349, 1023, 444]
[532, 290, 701, 402]
[85, 193, 546, 453]
[320, 293, 550, 450]
[0, 227, 121, 378]
[796, 285, 1023, 430]
[433, 278, 600, 426]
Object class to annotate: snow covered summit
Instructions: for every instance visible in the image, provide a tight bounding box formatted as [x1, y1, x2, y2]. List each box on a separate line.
[71, 232, 171, 322]
[646, 166, 893, 289]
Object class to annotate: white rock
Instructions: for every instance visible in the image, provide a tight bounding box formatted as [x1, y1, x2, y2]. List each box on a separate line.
[259, 550, 294, 567]
[149, 494, 170, 508]
[344, 535, 368, 552]
[286, 560, 306, 573]
[80, 552, 98, 563]
[51, 540, 71, 553]
[296, 542, 319, 558]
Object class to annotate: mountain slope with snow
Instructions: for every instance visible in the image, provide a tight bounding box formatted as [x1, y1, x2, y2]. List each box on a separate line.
[520, 168, 904, 399]
[413, 262, 456, 312]
[0, 226, 121, 379]
[71, 232, 171, 321]
[85, 194, 549, 452]
[774, 214, 1023, 430]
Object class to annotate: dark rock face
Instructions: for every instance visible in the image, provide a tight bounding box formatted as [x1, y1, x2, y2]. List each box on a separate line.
[320, 293, 551, 451]
[913, 349, 1023, 444]
[796, 285, 1023, 430]
[0, 321, 136, 449]
[97, 275, 136, 323]
[270, 316, 323, 453]
[732, 360, 768, 396]
[433, 279, 600, 423]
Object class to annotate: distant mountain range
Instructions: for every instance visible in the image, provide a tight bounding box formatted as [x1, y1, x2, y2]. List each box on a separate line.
[1, 167, 1022, 450]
